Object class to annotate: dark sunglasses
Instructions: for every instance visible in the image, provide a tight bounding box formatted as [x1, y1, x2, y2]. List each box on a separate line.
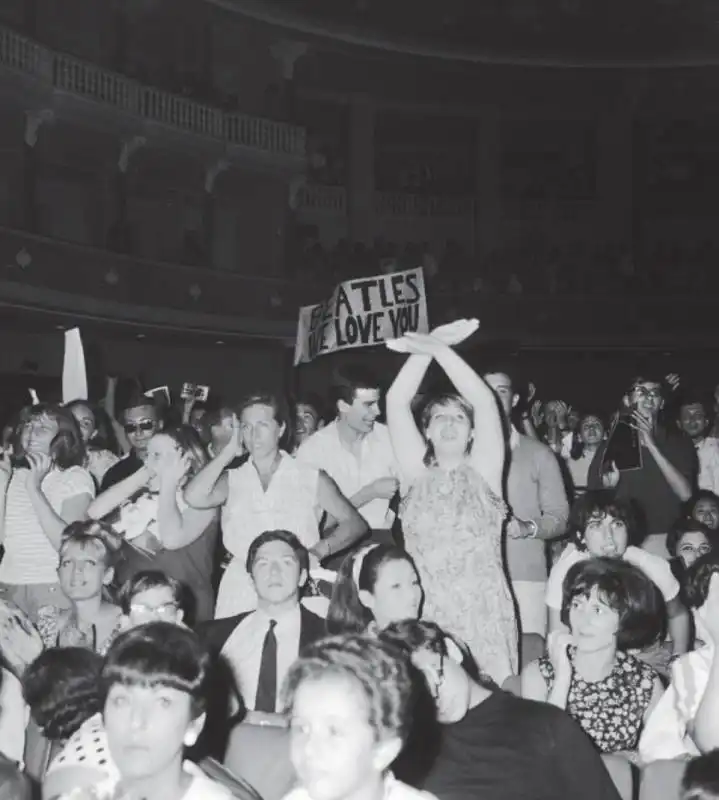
[123, 421, 155, 435]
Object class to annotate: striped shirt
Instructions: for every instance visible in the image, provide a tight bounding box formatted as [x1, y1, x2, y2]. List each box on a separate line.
[0, 467, 95, 584]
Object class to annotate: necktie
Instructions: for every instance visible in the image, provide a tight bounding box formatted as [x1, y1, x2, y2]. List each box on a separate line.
[255, 619, 278, 712]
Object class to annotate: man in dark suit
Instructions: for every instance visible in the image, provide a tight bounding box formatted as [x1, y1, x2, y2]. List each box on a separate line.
[197, 528, 326, 753]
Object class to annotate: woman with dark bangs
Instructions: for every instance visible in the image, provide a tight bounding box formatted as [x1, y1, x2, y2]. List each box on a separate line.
[0, 405, 95, 623]
[521, 559, 663, 767]
[545, 490, 691, 667]
[58, 622, 230, 800]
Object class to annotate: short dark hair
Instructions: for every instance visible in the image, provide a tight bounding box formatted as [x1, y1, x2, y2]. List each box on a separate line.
[245, 529, 309, 575]
[380, 619, 449, 660]
[282, 634, 413, 744]
[19, 404, 86, 469]
[682, 750, 719, 800]
[60, 519, 123, 571]
[684, 551, 719, 610]
[119, 392, 159, 422]
[676, 389, 711, 417]
[117, 570, 184, 615]
[22, 647, 104, 741]
[568, 490, 642, 549]
[101, 622, 209, 719]
[667, 518, 716, 558]
[327, 545, 420, 635]
[329, 365, 380, 409]
[560, 557, 662, 650]
[683, 490, 719, 522]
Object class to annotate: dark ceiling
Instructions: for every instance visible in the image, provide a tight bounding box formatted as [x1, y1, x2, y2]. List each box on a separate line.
[241, 0, 719, 66]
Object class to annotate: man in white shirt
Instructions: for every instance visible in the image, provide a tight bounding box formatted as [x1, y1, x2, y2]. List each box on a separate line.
[197, 529, 325, 746]
[296, 366, 399, 555]
[676, 390, 719, 496]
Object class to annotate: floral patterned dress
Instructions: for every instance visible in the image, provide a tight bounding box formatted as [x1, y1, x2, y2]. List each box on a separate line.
[401, 463, 518, 683]
[537, 649, 657, 753]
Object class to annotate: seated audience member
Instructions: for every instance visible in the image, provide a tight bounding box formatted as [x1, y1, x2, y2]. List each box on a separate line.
[640, 552, 719, 764]
[0, 405, 95, 623]
[0, 521, 123, 680]
[546, 491, 690, 667]
[42, 574, 187, 799]
[326, 544, 422, 635]
[676, 390, 719, 497]
[281, 633, 436, 800]
[117, 569, 186, 627]
[681, 750, 719, 800]
[667, 517, 716, 591]
[57, 623, 231, 799]
[565, 414, 606, 498]
[381, 620, 622, 800]
[523, 559, 663, 761]
[66, 401, 120, 487]
[89, 426, 218, 623]
[685, 491, 719, 533]
[197, 530, 325, 726]
[21, 647, 104, 785]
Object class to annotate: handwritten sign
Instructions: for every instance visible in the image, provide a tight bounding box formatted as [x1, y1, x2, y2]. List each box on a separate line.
[294, 267, 428, 365]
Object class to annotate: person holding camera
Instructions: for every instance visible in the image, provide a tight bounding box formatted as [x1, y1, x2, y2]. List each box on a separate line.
[587, 375, 696, 559]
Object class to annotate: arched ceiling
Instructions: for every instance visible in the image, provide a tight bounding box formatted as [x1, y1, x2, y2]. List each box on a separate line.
[216, 0, 719, 67]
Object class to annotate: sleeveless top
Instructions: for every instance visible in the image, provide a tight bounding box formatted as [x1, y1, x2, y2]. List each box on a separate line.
[538, 649, 656, 753]
[221, 452, 320, 556]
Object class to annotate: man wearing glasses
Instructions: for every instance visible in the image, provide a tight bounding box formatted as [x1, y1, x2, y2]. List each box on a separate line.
[588, 375, 697, 559]
[99, 392, 162, 491]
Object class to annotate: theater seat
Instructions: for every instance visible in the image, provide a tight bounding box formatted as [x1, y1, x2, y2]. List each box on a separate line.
[223, 721, 296, 800]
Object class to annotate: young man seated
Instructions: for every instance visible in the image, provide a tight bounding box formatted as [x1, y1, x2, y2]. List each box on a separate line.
[197, 530, 326, 749]
[381, 620, 622, 800]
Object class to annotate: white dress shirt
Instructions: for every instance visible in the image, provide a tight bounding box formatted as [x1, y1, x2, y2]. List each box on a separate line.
[696, 436, 719, 495]
[221, 606, 302, 712]
[296, 420, 397, 529]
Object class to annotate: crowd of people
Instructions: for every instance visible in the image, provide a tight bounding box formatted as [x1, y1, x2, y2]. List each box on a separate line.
[2, 320, 719, 799]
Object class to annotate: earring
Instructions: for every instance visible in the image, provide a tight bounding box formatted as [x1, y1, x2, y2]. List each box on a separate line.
[183, 731, 198, 747]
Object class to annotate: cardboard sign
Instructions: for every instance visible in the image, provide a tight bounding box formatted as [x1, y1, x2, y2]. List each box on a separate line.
[294, 267, 428, 365]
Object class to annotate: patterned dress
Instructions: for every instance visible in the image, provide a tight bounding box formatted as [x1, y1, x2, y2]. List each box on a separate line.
[401, 463, 518, 683]
[537, 649, 657, 753]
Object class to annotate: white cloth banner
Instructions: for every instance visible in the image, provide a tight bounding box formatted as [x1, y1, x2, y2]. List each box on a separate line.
[294, 266, 428, 365]
[62, 327, 88, 403]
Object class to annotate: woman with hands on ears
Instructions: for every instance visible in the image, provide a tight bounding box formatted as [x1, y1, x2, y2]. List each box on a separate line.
[384, 319, 518, 684]
[87, 426, 219, 622]
[0, 405, 95, 624]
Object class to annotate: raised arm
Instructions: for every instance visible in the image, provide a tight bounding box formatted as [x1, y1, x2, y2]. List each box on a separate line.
[87, 466, 149, 520]
[183, 416, 245, 509]
[385, 319, 483, 486]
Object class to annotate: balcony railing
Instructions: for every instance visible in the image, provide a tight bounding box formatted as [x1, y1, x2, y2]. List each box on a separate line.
[0, 26, 305, 158]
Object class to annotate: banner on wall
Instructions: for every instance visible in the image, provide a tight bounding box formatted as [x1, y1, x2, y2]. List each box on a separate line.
[293, 267, 428, 366]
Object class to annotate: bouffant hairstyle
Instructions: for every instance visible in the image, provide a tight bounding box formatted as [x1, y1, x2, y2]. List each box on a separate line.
[101, 622, 210, 719]
[60, 519, 123, 571]
[326, 545, 420, 635]
[282, 634, 413, 744]
[560, 557, 662, 650]
[567, 490, 642, 550]
[19, 404, 86, 469]
[22, 647, 104, 741]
